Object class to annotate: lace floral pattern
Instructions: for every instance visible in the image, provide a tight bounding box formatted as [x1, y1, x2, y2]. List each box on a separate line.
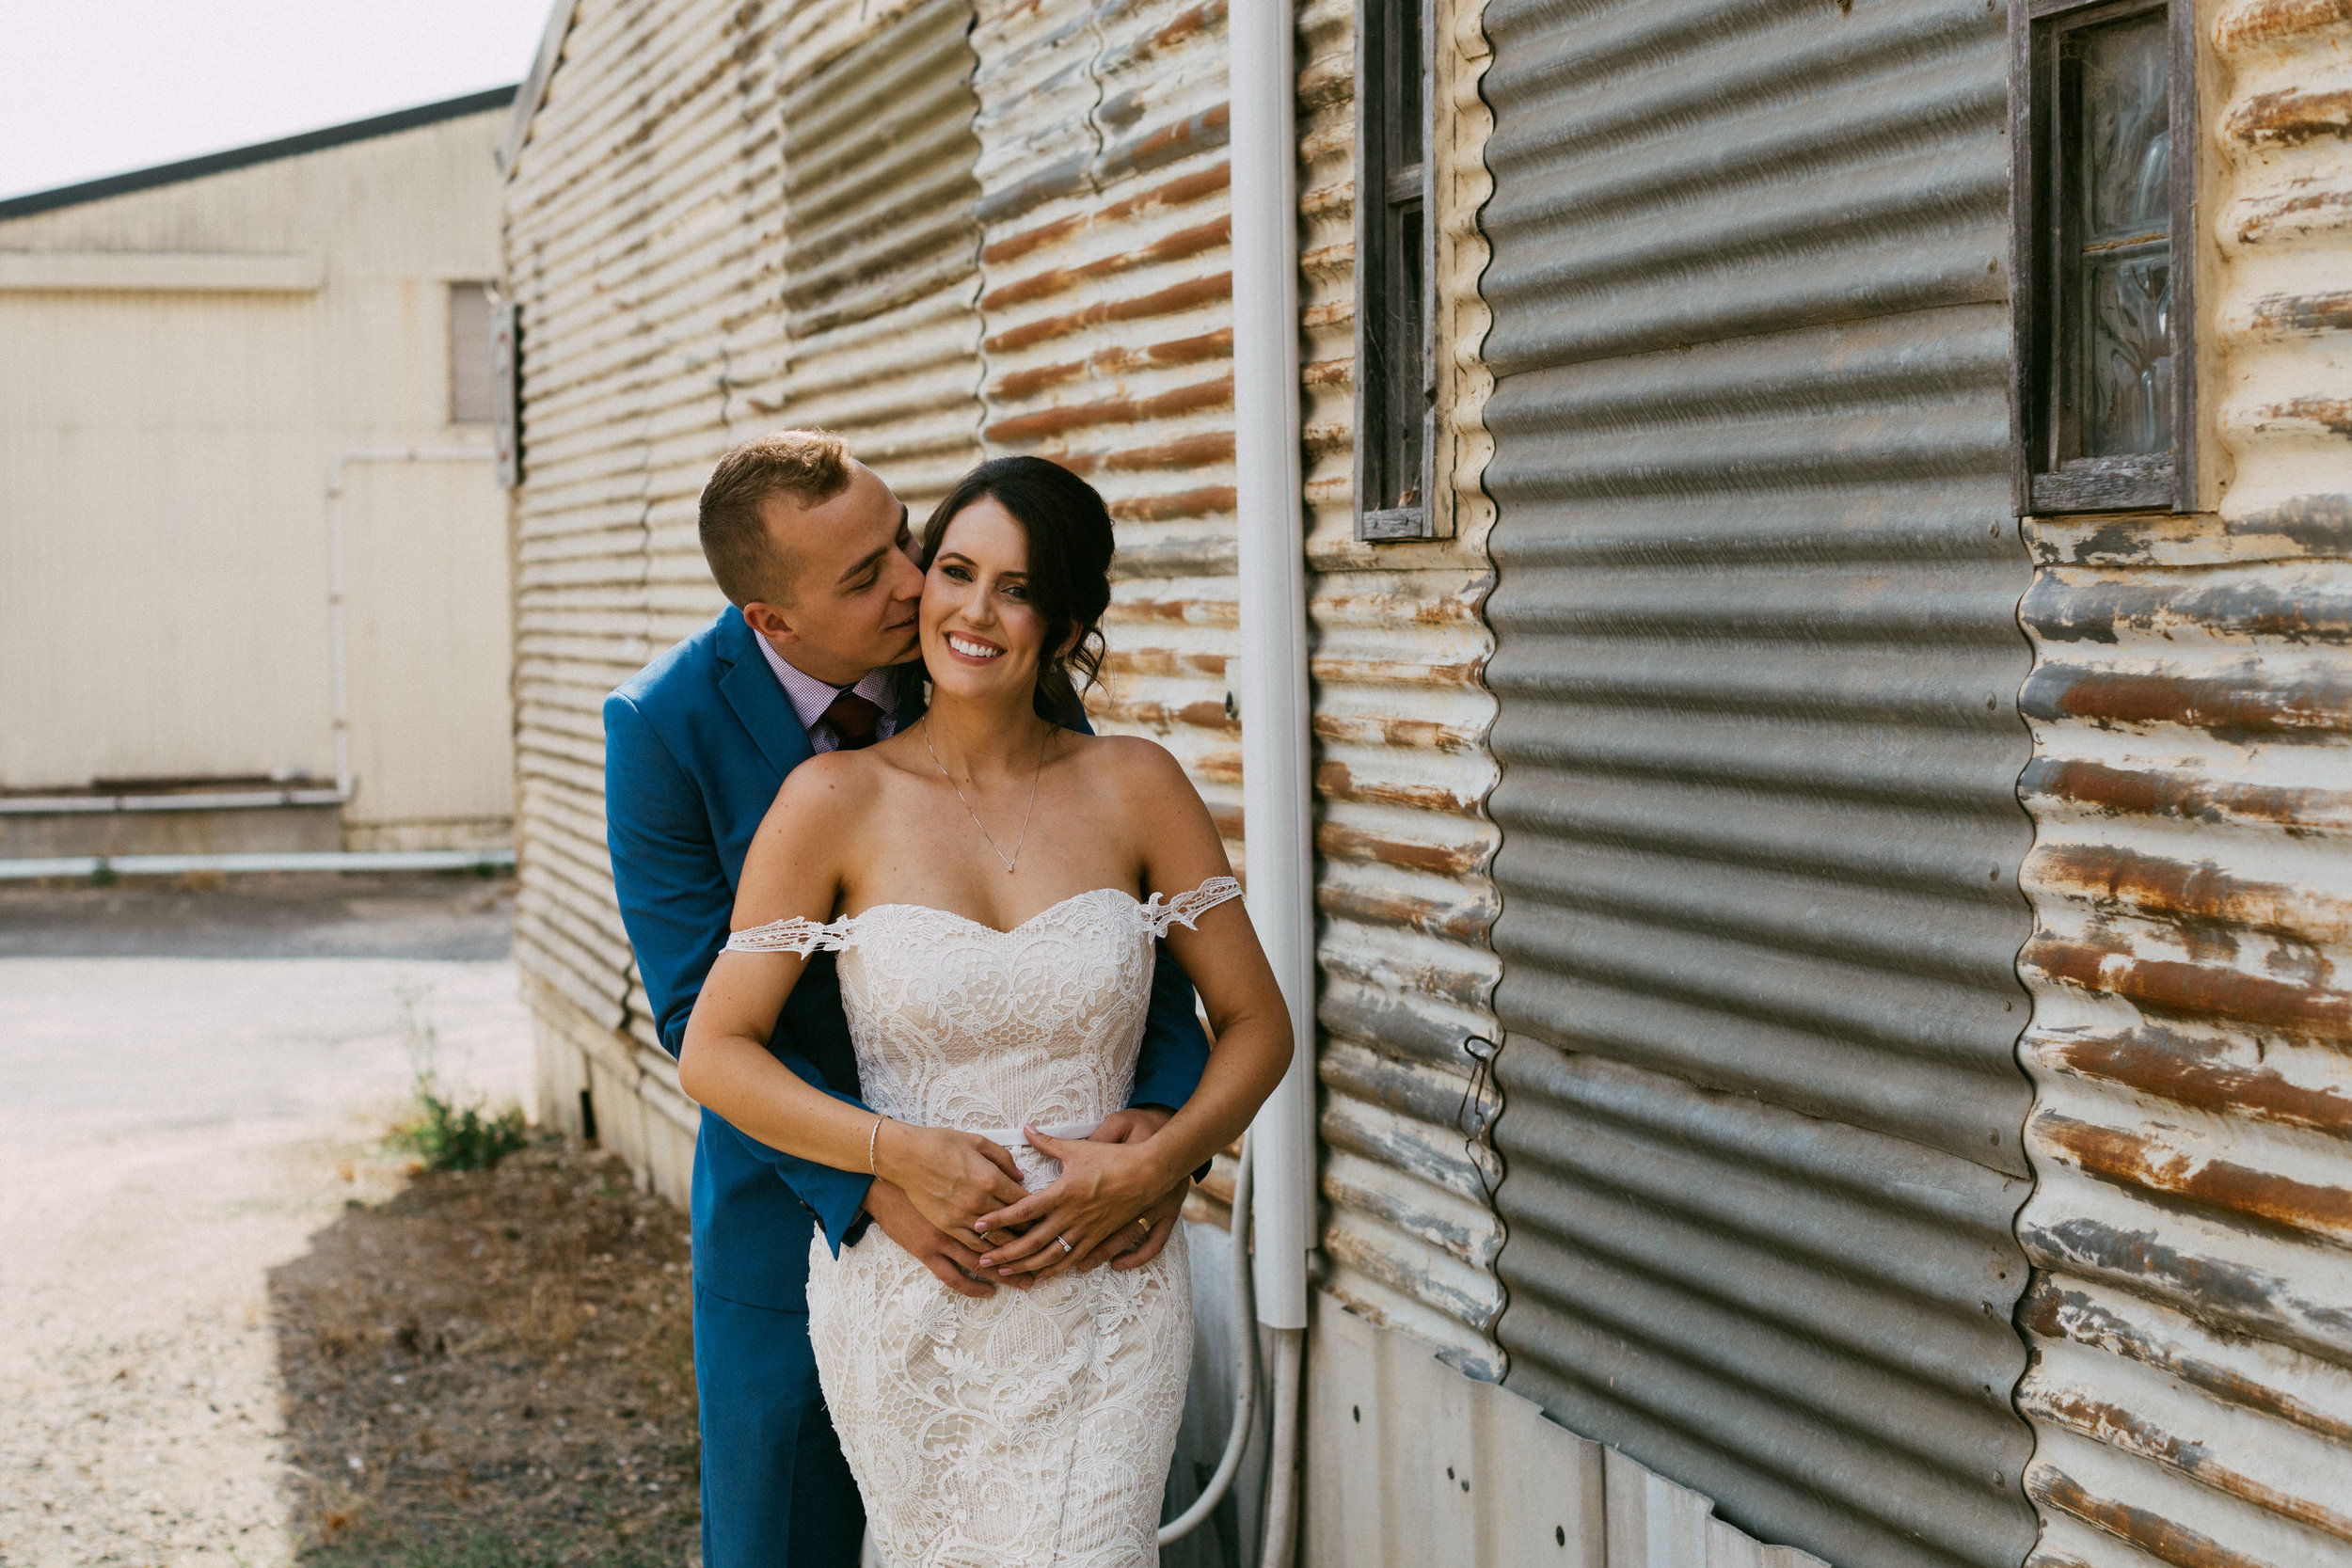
[755, 879, 1238, 1567]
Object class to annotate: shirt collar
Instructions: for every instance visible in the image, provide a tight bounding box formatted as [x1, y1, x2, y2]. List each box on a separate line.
[754, 634, 898, 734]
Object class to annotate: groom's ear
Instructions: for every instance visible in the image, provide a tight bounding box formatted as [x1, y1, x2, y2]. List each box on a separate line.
[742, 599, 798, 646]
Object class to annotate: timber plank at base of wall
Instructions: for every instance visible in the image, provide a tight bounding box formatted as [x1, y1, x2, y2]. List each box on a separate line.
[525, 971, 694, 1208]
[1306, 1296, 1828, 1568]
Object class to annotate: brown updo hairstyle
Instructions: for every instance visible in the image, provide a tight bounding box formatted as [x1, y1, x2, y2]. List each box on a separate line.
[918, 455, 1113, 728]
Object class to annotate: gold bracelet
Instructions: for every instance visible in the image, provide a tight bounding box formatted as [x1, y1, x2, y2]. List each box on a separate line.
[868, 1116, 885, 1176]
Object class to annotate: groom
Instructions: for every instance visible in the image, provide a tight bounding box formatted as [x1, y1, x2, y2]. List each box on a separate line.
[602, 430, 1213, 1568]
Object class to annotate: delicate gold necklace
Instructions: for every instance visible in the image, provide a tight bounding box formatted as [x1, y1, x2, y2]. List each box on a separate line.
[920, 719, 1045, 875]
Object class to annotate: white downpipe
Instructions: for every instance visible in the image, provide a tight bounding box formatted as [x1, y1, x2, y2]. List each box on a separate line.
[0, 847, 515, 881]
[326, 449, 495, 802]
[1232, 0, 1314, 1560]
[1232, 0, 1313, 1345]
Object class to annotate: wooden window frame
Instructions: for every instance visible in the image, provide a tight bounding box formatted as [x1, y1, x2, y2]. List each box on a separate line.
[1354, 0, 1437, 542]
[2010, 0, 2199, 515]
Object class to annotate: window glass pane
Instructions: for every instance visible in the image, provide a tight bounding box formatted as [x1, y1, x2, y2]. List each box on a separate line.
[448, 282, 496, 424]
[2069, 12, 2170, 457]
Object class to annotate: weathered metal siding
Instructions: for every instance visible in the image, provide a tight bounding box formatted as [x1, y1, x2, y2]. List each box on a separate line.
[503, 0, 789, 1197]
[968, 0, 1240, 819]
[771, 0, 986, 514]
[1476, 4, 2043, 1567]
[1292, 0, 1510, 1373]
[2010, 2, 2352, 1561]
[962, 0, 1515, 1366]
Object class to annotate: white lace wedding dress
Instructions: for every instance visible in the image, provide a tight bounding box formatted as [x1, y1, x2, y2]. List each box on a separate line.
[724, 876, 1243, 1568]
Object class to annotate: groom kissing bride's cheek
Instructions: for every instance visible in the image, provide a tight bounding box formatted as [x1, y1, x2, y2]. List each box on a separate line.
[604, 431, 1292, 1568]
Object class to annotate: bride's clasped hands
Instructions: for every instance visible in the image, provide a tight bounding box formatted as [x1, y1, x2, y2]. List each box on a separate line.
[673, 454, 1291, 1568]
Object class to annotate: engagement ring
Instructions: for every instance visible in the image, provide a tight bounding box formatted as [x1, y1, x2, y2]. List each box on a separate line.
[1056, 1235, 1073, 1254]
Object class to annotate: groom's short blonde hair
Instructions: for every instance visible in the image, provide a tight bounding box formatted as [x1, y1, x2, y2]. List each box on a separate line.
[699, 429, 853, 607]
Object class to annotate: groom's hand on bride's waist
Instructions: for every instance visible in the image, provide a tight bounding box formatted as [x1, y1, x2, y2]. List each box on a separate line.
[860, 1180, 1031, 1299]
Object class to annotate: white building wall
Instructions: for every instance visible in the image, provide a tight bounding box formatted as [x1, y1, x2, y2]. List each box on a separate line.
[0, 105, 515, 847]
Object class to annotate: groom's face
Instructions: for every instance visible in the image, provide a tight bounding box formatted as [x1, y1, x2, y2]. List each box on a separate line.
[743, 461, 925, 686]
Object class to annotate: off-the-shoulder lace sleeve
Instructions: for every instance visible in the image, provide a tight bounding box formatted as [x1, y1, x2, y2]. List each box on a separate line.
[723, 914, 857, 956]
[1138, 875, 1243, 938]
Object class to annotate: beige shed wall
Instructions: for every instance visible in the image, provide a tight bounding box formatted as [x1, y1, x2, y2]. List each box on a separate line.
[0, 109, 514, 842]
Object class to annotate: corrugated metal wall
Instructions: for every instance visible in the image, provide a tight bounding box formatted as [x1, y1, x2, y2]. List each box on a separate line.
[961, 0, 1515, 1369]
[1292, 0, 1509, 1374]
[2010, 2, 2352, 1562]
[505, 0, 777, 1198]
[1475, 4, 2042, 1567]
[771, 0, 985, 513]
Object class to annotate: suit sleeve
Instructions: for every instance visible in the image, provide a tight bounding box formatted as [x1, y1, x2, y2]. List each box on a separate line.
[603, 690, 875, 1249]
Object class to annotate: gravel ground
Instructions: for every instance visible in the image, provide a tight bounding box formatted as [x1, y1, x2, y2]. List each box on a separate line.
[274, 1143, 698, 1566]
[0, 877, 532, 1567]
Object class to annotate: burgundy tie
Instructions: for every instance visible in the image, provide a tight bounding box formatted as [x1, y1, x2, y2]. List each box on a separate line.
[821, 689, 884, 751]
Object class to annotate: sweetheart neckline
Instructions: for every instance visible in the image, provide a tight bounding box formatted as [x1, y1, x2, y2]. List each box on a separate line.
[845, 886, 1152, 939]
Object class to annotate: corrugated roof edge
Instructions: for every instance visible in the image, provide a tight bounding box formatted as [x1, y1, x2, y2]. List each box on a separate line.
[0, 84, 520, 223]
[496, 0, 584, 178]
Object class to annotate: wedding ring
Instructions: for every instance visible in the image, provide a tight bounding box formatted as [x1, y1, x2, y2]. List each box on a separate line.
[1133, 1217, 1152, 1236]
[1057, 1235, 1074, 1254]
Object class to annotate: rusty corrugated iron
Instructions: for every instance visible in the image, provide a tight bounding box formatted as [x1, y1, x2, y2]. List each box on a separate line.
[2010, 4, 2352, 1562]
[1292, 0, 1509, 1375]
[1474, 2, 2043, 1565]
[768, 0, 987, 514]
[501, 0, 794, 1197]
[966, 0, 1514, 1370]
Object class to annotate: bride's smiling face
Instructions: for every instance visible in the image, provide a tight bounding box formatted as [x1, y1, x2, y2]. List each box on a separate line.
[920, 499, 1055, 705]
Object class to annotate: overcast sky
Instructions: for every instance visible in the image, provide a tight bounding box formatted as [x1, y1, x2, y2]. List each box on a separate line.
[0, 0, 554, 202]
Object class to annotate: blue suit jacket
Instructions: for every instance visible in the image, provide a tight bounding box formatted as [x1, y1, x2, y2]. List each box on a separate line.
[604, 606, 1215, 1310]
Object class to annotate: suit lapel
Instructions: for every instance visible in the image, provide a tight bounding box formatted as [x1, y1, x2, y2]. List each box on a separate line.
[715, 609, 815, 784]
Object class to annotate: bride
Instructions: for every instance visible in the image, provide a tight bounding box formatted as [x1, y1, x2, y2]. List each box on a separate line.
[677, 454, 1293, 1567]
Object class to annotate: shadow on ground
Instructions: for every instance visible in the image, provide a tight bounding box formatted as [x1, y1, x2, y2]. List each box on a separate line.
[268, 1140, 700, 1567]
[0, 872, 514, 959]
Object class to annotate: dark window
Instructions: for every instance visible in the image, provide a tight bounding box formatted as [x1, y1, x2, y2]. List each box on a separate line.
[2011, 0, 2197, 514]
[1355, 0, 1434, 541]
[448, 281, 497, 425]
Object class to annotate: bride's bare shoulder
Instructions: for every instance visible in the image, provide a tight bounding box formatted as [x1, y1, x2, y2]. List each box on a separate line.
[759, 747, 885, 837]
[1075, 732, 1201, 808]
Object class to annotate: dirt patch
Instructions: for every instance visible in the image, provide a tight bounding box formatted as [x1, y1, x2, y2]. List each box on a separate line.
[269, 1141, 699, 1566]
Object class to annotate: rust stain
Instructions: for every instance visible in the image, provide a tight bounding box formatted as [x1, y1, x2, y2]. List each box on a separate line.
[2042, 1028, 2352, 1135]
[2026, 935, 2352, 1035]
[1302, 356, 1354, 388]
[2029, 843, 2343, 942]
[2021, 756, 2352, 832]
[2247, 287, 2352, 335]
[2259, 395, 2352, 438]
[2222, 87, 2352, 149]
[1311, 655, 1487, 691]
[1108, 594, 1239, 626]
[1315, 760, 1483, 816]
[1315, 820, 1486, 876]
[983, 372, 1232, 442]
[2214, 0, 2352, 52]
[1100, 650, 1227, 685]
[2031, 1111, 2352, 1241]
[2019, 1280, 2352, 1443]
[1317, 880, 1491, 943]
[1104, 431, 1234, 469]
[2024, 1388, 2352, 1542]
[2028, 1465, 2266, 1568]
[1313, 711, 1484, 753]
[991, 328, 1233, 399]
[1106, 484, 1236, 522]
[982, 273, 1232, 354]
[2024, 667, 2352, 741]
[980, 215, 1231, 310]
[979, 164, 1232, 267]
[1097, 102, 1231, 184]
[1090, 693, 1240, 735]
[2233, 184, 2352, 246]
